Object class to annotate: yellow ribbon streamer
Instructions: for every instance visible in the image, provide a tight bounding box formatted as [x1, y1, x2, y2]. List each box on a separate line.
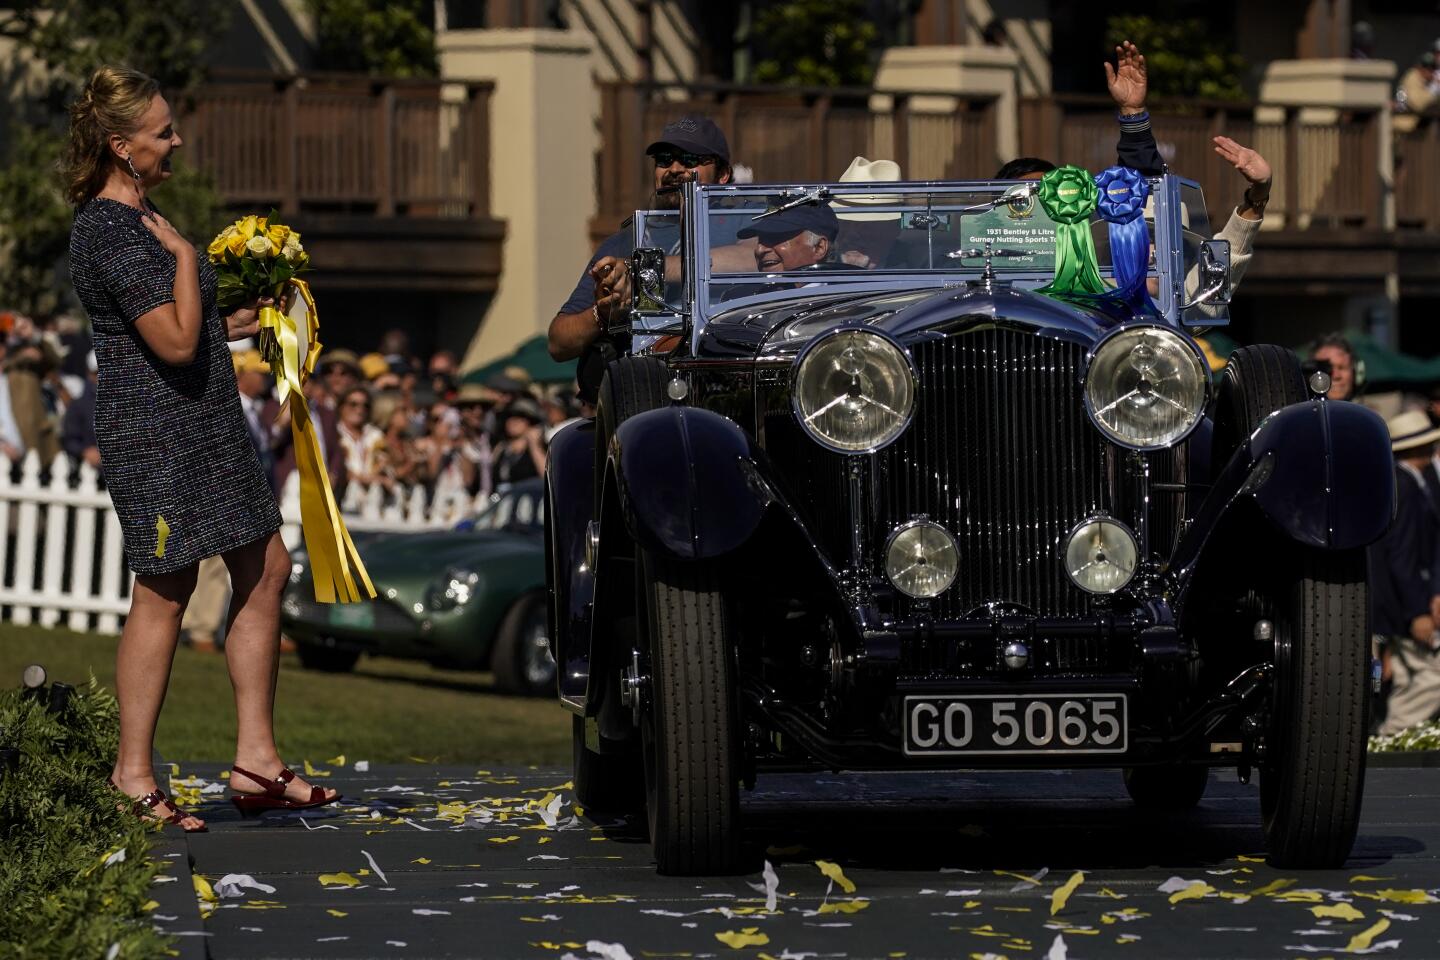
[261, 279, 375, 604]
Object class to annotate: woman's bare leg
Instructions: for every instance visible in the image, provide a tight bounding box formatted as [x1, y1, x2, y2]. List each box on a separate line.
[222, 531, 336, 802]
[110, 564, 206, 830]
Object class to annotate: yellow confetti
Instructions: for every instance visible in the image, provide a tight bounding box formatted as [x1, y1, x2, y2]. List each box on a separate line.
[192, 875, 217, 903]
[538, 837, 553, 845]
[964, 900, 982, 909]
[716, 928, 770, 949]
[318, 872, 361, 887]
[1096, 887, 1127, 899]
[963, 925, 1012, 938]
[327, 909, 348, 918]
[1168, 881, 1214, 904]
[816, 860, 856, 893]
[1350, 875, 1391, 883]
[817, 900, 870, 914]
[141, 900, 159, 912]
[1312, 903, 1365, 921]
[1236, 855, 1266, 862]
[531, 942, 585, 951]
[413, 857, 432, 864]
[1346, 918, 1391, 952]
[1051, 871, 1085, 916]
[219, 770, 230, 779]
[1251, 878, 1296, 896]
[1353, 888, 1438, 904]
[325, 755, 346, 766]
[995, 907, 1032, 913]
[1274, 890, 1324, 903]
[489, 836, 520, 844]
[302, 759, 331, 778]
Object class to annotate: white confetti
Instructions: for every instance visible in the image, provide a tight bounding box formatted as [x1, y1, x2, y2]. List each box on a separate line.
[298, 818, 339, 831]
[745, 860, 779, 913]
[399, 818, 433, 831]
[1285, 943, 1401, 954]
[1046, 933, 1068, 960]
[412, 909, 451, 916]
[386, 942, 406, 948]
[316, 936, 349, 942]
[1206, 927, 1259, 932]
[105, 945, 120, 960]
[355, 761, 370, 772]
[529, 855, 566, 861]
[151, 876, 179, 884]
[945, 889, 983, 897]
[585, 942, 634, 960]
[361, 850, 389, 886]
[104, 848, 126, 868]
[240, 927, 264, 932]
[214, 874, 277, 899]
[1379, 911, 1417, 921]
[538, 793, 565, 827]
[640, 909, 688, 918]
[1009, 867, 1050, 892]
[1159, 876, 1205, 893]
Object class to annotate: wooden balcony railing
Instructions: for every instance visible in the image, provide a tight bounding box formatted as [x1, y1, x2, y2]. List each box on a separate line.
[1020, 94, 1387, 232]
[1396, 117, 1440, 231]
[595, 81, 997, 236]
[184, 73, 493, 219]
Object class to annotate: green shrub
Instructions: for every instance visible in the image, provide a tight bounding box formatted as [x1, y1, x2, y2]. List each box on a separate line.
[1370, 719, 1440, 753]
[0, 678, 172, 959]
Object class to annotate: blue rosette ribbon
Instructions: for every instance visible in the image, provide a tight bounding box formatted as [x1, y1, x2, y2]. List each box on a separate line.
[1094, 166, 1156, 311]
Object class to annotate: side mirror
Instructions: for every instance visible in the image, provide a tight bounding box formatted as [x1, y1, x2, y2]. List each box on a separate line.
[1180, 239, 1231, 309]
[627, 247, 686, 337]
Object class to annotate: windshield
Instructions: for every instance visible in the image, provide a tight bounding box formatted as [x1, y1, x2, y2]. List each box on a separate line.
[698, 183, 1126, 307]
[469, 483, 544, 532]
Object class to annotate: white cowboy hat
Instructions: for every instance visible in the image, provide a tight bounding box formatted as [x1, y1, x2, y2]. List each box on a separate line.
[1387, 409, 1440, 452]
[832, 156, 903, 221]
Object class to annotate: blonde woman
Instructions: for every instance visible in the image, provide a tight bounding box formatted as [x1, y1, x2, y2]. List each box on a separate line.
[66, 67, 337, 830]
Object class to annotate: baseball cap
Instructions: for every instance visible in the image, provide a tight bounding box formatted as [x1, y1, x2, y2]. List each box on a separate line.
[646, 115, 730, 165]
[737, 203, 840, 241]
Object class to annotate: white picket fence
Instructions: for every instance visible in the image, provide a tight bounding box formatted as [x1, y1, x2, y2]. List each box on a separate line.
[0, 451, 489, 633]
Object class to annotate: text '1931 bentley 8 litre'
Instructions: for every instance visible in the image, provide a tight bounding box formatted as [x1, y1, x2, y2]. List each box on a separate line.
[544, 167, 1394, 875]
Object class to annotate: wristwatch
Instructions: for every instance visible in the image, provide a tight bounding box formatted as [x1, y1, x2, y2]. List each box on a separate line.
[1242, 185, 1270, 212]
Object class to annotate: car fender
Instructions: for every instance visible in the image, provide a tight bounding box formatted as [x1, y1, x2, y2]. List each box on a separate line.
[1172, 399, 1394, 585]
[611, 405, 772, 560]
[544, 418, 596, 711]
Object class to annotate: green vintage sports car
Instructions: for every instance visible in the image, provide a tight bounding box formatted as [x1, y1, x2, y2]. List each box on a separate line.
[280, 478, 555, 696]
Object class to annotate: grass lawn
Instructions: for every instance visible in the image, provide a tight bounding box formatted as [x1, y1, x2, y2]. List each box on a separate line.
[0, 624, 570, 766]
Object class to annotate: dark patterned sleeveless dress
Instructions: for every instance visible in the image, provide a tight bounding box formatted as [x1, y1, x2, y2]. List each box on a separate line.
[69, 197, 281, 576]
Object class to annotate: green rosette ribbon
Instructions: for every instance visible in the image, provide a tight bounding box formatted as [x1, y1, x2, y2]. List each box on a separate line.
[1036, 165, 1108, 297]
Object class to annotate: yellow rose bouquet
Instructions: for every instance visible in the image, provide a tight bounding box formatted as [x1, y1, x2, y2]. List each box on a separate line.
[208, 212, 374, 605]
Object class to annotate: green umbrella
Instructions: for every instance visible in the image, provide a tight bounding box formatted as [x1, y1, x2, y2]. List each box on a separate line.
[462, 335, 576, 386]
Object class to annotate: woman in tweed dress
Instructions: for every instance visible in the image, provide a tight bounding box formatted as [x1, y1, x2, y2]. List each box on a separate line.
[67, 67, 337, 830]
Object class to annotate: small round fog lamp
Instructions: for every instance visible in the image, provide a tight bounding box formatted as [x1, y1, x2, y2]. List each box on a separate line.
[885, 521, 959, 598]
[1063, 517, 1139, 594]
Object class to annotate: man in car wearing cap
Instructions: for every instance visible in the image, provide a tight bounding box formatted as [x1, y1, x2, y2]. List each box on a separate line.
[738, 203, 840, 274]
[547, 115, 735, 403]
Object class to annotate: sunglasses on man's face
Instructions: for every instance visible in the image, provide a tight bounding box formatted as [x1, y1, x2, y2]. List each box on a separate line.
[652, 151, 716, 169]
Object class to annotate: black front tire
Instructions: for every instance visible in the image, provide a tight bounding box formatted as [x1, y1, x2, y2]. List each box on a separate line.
[1261, 548, 1369, 868]
[491, 591, 557, 697]
[295, 642, 359, 673]
[1123, 764, 1209, 811]
[1210, 344, 1308, 476]
[638, 549, 742, 875]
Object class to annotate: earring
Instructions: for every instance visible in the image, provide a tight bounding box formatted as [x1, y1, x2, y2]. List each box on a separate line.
[124, 156, 141, 181]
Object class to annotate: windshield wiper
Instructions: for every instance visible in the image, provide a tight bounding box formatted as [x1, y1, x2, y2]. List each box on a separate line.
[750, 186, 832, 221]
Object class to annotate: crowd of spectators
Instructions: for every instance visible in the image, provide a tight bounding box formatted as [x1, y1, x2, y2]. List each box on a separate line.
[0, 309, 587, 508]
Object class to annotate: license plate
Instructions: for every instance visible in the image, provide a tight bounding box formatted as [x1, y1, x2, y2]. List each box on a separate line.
[329, 602, 375, 630]
[903, 693, 1128, 756]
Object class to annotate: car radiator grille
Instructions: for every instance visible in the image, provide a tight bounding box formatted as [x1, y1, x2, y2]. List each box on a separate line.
[880, 328, 1110, 619]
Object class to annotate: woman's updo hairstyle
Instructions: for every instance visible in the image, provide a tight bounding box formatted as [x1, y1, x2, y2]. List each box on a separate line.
[63, 66, 160, 205]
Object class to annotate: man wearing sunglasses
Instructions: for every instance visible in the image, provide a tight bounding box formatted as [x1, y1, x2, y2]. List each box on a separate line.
[547, 115, 733, 403]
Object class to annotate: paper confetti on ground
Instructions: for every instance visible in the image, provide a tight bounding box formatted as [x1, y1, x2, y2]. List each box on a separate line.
[215, 874, 277, 899]
[1168, 882, 1215, 905]
[318, 872, 361, 888]
[746, 860, 780, 913]
[361, 850, 389, 886]
[717, 928, 771, 949]
[1313, 903, 1365, 921]
[584, 942, 634, 960]
[1346, 918, 1392, 952]
[1046, 933, 1068, 959]
[1050, 872, 1085, 916]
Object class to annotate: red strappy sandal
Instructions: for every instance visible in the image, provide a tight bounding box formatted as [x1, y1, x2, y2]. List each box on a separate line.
[229, 764, 340, 815]
[110, 778, 208, 833]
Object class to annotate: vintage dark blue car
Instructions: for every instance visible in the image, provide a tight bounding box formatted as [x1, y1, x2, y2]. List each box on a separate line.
[545, 174, 1393, 874]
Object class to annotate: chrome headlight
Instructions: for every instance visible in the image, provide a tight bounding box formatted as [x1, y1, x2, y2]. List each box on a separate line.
[1063, 517, 1138, 594]
[1084, 326, 1208, 450]
[426, 567, 481, 611]
[885, 520, 959, 598]
[793, 329, 915, 453]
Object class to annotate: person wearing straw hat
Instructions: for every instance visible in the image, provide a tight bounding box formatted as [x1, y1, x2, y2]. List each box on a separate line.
[832, 156, 903, 269]
[1373, 409, 1440, 735]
